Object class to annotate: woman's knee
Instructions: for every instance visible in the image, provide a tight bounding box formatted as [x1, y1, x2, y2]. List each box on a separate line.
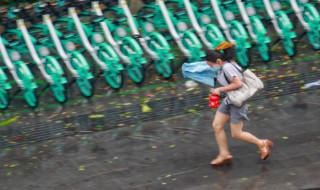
[231, 131, 241, 139]
[212, 111, 230, 132]
[212, 122, 224, 132]
[230, 121, 244, 139]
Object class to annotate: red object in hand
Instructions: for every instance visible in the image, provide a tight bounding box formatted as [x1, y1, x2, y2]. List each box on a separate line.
[209, 93, 220, 109]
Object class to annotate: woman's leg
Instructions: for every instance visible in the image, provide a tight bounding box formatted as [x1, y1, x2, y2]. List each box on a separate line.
[230, 121, 273, 160]
[212, 111, 232, 158]
[230, 121, 261, 145]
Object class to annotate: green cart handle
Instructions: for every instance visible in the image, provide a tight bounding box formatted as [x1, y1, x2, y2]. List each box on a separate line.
[165, 0, 182, 4]
[0, 68, 11, 90]
[182, 30, 206, 61]
[29, 24, 48, 31]
[70, 51, 92, 73]
[229, 20, 252, 48]
[121, 36, 146, 58]
[301, 3, 320, 49]
[148, 32, 172, 51]
[138, 4, 159, 13]
[302, 4, 320, 26]
[276, 11, 297, 38]
[15, 61, 38, 90]
[45, 56, 67, 80]
[99, 44, 124, 71]
[16, 61, 38, 107]
[204, 23, 227, 48]
[250, 16, 271, 43]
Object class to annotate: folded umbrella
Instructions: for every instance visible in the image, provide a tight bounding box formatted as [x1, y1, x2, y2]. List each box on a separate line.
[182, 61, 217, 88]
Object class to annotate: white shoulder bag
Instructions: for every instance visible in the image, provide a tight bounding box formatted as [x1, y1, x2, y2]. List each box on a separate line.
[223, 63, 264, 107]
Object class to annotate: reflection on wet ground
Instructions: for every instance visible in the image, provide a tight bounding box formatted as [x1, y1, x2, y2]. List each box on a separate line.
[0, 89, 319, 190]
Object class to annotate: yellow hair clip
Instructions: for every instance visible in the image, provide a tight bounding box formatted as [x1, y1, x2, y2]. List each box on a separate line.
[215, 41, 234, 51]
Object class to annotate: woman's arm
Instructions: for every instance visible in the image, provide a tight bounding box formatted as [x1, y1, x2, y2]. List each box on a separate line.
[212, 76, 242, 95]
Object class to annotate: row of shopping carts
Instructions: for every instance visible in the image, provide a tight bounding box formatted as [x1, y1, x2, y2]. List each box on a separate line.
[0, 0, 319, 108]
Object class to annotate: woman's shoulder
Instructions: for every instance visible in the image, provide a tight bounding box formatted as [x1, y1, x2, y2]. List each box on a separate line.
[222, 62, 236, 70]
[223, 61, 242, 71]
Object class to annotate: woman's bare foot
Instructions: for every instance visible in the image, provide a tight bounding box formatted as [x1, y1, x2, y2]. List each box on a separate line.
[210, 154, 233, 166]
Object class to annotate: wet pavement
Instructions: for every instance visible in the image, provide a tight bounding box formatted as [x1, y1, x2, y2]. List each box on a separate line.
[0, 88, 319, 190]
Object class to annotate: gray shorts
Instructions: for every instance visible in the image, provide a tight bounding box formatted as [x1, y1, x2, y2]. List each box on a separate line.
[217, 101, 249, 123]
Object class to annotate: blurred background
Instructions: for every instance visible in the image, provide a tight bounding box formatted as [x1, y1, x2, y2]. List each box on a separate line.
[0, 0, 319, 189]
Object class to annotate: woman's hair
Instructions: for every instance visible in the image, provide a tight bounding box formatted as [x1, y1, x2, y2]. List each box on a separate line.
[203, 41, 235, 63]
[203, 50, 222, 63]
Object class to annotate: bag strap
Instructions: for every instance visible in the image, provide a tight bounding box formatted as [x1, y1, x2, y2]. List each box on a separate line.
[222, 62, 243, 84]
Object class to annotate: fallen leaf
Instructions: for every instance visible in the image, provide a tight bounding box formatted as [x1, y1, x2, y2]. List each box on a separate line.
[93, 125, 104, 131]
[48, 114, 58, 119]
[188, 109, 197, 113]
[300, 86, 307, 90]
[95, 105, 104, 110]
[9, 164, 16, 168]
[141, 104, 152, 113]
[146, 93, 154, 97]
[119, 112, 132, 117]
[89, 114, 105, 119]
[118, 103, 132, 106]
[78, 165, 85, 171]
[186, 87, 195, 91]
[0, 116, 20, 127]
[277, 75, 286, 79]
[156, 87, 163, 91]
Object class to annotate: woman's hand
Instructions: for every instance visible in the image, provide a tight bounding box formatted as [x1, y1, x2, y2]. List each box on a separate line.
[212, 88, 221, 96]
[210, 77, 242, 96]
